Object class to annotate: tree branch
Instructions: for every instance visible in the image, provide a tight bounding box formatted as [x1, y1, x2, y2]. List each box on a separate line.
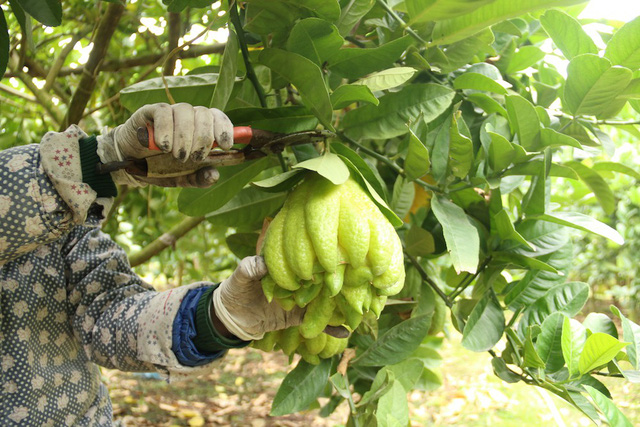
[163, 12, 181, 76]
[0, 82, 36, 102]
[128, 216, 205, 267]
[404, 250, 453, 308]
[376, 0, 427, 45]
[44, 29, 89, 92]
[12, 69, 64, 125]
[62, 2, 125, 129]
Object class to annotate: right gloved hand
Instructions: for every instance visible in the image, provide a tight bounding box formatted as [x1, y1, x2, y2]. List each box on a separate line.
[97, 103, 234, 188]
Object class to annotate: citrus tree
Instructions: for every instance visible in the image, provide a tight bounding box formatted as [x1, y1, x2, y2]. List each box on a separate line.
[2, 0, 640, 425]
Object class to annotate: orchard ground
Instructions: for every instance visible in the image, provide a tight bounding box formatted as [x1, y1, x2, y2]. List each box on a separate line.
[107, 329, 640, 426]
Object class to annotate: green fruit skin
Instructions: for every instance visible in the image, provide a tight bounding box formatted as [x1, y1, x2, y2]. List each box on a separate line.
[372, 234, 405, 292]
[298, 345, 321, 365]
[305, 333, 327, 355]
[367, 216, 395, 276]
[283, 185, 316, 280]
[318, 335, 348, 359]
[343, 265, 373, 288]
[275, 295, 297, 311]
[261, 275, 276, 303]
[336, 294, 363, 330]
[341, 284, 369, 315]
[294, 281, 323, 308]
[328, 308, 346, 326]
[338, 188, 370, 268]
[279, 326, 302, 356]
[324, 263, 346, 296]
[305, 177, 341, 273]
[369, 294, 387, 317]
[253, 330, 279, 352]
[300, 288, 336, 339]
[263, 206, 301, 291]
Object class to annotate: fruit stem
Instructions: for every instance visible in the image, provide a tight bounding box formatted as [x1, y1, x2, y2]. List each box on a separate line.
[404, 250, 453, 308]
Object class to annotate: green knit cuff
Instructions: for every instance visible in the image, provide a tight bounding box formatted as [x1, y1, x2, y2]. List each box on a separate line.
[194, 285, 249, 352]
[78, 135, 118, 198]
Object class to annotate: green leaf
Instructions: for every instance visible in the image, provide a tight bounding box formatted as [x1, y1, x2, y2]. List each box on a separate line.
[376, 382, 409, 427]
[335, 0, 375, 36]
[504, 161, 578, 180]
[523, 327, 546, 369]
[206, 187, 286, 229]
[505, 94, 541, 151]
[354, 315, 431, 367]
[539, 128, 582, 149]
[536, 312, 565, 373]
[539, 9, 598, 60]
[492, 252, 559, 273]
[330, 84, 379, 109]
[226, 107, 318, 134]
[565, 161, 616, 215]
[286, 18, 344, 66]
[506, 46, 546, 73]
[178, 157, 273, 216]
[579, 333, 629, 375]
[388, 359, 426, 391]
[226, 233, 259, 259]
[259, 48, 334, 130]
[564, 54, 632, 117]
[583, 313, 618, 338]
[120, 74, 224, 111]
[461, 290, 505, 352]
[487, 132, 516, 171]
[405, 226, 435, 257]
[358, 369, 395, 406]
[406, 0, 494, 24]
[453, 72, 508, 94]
[293, 152, 349, 185]
[604, 16, 640, 69]
[0, 11, 8, 79]
[330, 142, 387, 199]
[584, 386, 634, 427]
[431, 0, 586, 46]
[391, 176, 415, 219]
[353, 67, 417, 92]
[466, 93, 508, 117]
[209, 30, 238, 110]
[520, 282, 590, 332]
[426, 29, 495, 74]
[491, 357, 522, 383]
[343, 83, 455, 140]
[405, 129, 431, 181]
[535, 211, 624, 245]
[611, 306, 640, 370]
[562, 316, 587, 378]
[592, 161, 640, 180]
[252, 170, 305, 193]
[15, 0, 61, 26]
[493, 209, 532, 249]
[431, 195, 480, 274]
[448, 113, 473, 178]
[505, 219, 569, 257]
[270, 358, 332, 416]
[328, 36, 413, 80]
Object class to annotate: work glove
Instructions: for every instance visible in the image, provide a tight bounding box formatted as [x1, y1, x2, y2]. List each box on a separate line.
[213, 256, 305, 341]
[97, 102, 233, 187]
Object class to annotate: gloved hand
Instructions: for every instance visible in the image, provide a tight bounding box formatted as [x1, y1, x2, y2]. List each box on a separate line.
[97, 103, 233, 187]
[213, 256, 305, 341]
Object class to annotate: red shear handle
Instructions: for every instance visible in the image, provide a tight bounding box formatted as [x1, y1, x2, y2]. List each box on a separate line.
[138, 123, 254, 150]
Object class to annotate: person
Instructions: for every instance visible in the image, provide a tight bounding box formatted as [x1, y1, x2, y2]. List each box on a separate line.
[0, 103, 304, 426]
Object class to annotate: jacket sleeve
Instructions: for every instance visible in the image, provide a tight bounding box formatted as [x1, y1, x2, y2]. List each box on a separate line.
[0, 125, 114, 266]
[62, 223, 223, 382]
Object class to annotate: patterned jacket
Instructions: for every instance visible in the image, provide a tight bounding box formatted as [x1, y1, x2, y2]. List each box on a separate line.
[0, 126, 234, 426]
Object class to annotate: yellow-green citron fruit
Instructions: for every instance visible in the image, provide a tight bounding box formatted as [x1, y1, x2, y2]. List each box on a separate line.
[261, 275, 276, 303]
[279, 326, 302, 356]
[318, 335, 348, 358]
[328, 307, 346, 326]
[294, 281, 322, 308]
[253, 330, 279, 352]
[283, 184, 316, 280]
[372, 234, 404, 291]
[369, 294, 387, 317]
[275, 295, 297, 311]
[305, 176, 341, 273]
[341, 284, 369, 315]
[338, 187, 370, 268]
[343, 265, 373, 288]
[298, 345, 320, 365]
[300, 288, 336, 339]
[335, 294, 363, 330]
[305, 333, 327, 355]
[367, 214, 395, 276]
[324, 263, 346, 297]
[263, 205, 300, 291]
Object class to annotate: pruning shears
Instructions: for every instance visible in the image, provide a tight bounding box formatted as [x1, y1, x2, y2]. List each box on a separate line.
[97, 124, 334, 178]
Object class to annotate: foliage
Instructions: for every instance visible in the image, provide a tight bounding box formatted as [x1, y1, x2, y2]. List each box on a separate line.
[2, 0, 640, 425]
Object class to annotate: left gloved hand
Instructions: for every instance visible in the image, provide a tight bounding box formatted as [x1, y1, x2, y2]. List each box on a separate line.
[213, 256, 305, 341]
[97, 102, 234, 188]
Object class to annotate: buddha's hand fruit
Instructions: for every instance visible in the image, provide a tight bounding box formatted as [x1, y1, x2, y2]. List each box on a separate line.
[253, 173, 405, 363]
